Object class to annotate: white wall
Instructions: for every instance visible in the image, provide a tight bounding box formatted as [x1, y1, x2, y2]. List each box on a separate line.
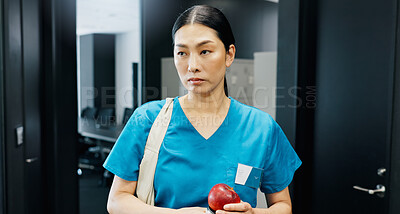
[225, 59, 254, 106]
[115, 30, 141, 124]
[79, 35, 95, 111]
[253, 52, 277, 119]
[161, 57, 183, 99]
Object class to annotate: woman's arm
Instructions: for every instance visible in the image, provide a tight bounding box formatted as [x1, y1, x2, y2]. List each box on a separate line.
[261, 187, 292, 214]
[107, 175, 206, 214]
[107, 175, 173, 214]
[215, 187, 292, 214]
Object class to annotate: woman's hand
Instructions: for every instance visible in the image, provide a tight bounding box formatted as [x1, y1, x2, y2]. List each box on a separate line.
[176, 207, 207, 214]
[215, 202, 255, 214]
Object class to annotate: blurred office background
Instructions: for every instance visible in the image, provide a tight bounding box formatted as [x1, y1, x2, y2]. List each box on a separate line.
[1, 0, 400, 214]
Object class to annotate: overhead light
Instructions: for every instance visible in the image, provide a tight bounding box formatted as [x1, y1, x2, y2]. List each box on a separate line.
[265, 0, 279, 3]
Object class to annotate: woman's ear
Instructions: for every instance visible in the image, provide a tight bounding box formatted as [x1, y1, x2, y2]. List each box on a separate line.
[225, 44, 236, 68]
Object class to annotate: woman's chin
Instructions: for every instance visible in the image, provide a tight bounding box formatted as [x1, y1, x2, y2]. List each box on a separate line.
[186, 86, 208, 94]
[189, 87, 207, 94]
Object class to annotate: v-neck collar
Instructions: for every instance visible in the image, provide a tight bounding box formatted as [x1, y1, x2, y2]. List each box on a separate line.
[175, 97, 233, 141]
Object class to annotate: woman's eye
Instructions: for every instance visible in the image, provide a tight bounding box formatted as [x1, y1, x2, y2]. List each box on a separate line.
[201, 50, 210, 55]
[177, 52, 186, 56]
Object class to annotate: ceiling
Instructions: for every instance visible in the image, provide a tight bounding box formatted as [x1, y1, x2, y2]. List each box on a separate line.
[76, 0, 140, 35]
[76, 0, 278, 35]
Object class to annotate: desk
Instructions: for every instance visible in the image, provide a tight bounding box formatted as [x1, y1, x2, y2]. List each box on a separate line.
[78, 118, 124, 143]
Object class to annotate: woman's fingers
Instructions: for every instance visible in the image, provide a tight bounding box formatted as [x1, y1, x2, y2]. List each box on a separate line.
[224, 202, 251, 211]
[177, 207, 207, 214]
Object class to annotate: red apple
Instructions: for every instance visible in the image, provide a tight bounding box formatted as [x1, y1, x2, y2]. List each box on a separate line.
[208, 183, 241, 212]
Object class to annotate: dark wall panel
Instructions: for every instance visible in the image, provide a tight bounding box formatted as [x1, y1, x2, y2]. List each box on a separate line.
[297, 0, 319, 212]
[80, 34, 116, 110]
[22, 0, 43, 212]
[389, 1, 400, 213]
[93, 34, 116, 109]
[0, 0, 5, 213]
[276, 0, 299, 147]
[142, 0, 185, 102]
[193, 0, 278, 57]
[3, 0, 25, 213]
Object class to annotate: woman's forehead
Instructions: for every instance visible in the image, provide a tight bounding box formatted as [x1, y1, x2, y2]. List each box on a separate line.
[174, 24, 220, 45]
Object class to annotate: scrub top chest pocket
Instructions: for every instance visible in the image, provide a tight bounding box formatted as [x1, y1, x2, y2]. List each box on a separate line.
[228, 163, 263, 207]
[235, 163, 263, 189]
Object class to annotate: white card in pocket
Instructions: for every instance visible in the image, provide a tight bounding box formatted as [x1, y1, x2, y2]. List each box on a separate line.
[234, 163, 263, 189]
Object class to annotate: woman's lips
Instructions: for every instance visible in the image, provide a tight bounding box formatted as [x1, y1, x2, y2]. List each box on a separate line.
[188, 78, 205, 85]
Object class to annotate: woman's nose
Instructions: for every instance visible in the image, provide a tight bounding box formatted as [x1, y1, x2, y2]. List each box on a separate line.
[188, 54, 200, 72]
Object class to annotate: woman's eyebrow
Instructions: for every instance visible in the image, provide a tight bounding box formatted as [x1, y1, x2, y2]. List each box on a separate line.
[175, 43, 188, 48]
[175, 40, 214, 48]
[196, 40, 214, 47]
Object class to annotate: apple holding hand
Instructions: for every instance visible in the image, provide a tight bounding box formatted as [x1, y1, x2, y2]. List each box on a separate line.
[207, 183, 241, 213]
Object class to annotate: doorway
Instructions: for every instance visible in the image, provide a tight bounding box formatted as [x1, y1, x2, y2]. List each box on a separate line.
[76, 0, 141, 213]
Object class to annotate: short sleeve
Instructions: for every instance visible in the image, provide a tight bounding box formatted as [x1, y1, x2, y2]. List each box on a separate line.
[260, 119, 302, 194]
[103, 107, 154, 181]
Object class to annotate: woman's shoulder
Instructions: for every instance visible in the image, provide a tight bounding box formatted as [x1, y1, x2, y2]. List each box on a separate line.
[131, 99, 168, 123]
[232, 98, 274, 124]
[137, 99, 166, 111]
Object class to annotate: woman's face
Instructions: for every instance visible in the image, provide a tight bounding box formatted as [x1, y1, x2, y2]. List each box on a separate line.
[174, 24, 235, 96]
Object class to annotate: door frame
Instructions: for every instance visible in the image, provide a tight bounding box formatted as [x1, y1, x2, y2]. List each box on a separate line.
[277, 0, 400, 213]
[389, 0, 400, 212]
[42, 0, 78, 213]
[0, 0, 5, 212]
[276, 0, 317, 212]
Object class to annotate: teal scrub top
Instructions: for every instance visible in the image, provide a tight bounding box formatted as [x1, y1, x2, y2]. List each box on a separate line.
[103, 97, 301, 208]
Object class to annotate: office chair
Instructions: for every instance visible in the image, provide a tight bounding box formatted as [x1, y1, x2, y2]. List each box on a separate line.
[79, 106, 97, 144]
[81, 107, 97, 120]
[78, 107, 105, 181]
[96, 108, 115, 127]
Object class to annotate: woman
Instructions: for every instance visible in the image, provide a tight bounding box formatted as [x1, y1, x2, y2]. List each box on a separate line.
[104, 5, 301, 214]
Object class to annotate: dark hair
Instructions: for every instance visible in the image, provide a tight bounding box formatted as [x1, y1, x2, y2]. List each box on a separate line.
[172, 5, 235, 97]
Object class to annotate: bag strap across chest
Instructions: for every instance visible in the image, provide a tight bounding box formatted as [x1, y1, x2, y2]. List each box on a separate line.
[136, 97, 174, 205]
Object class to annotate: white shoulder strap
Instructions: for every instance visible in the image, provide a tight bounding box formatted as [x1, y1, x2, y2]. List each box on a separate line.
[136, 97, 174, 205]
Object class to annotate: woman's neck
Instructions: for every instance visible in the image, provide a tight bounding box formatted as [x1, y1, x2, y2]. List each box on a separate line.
[180, 89, 230, 115]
